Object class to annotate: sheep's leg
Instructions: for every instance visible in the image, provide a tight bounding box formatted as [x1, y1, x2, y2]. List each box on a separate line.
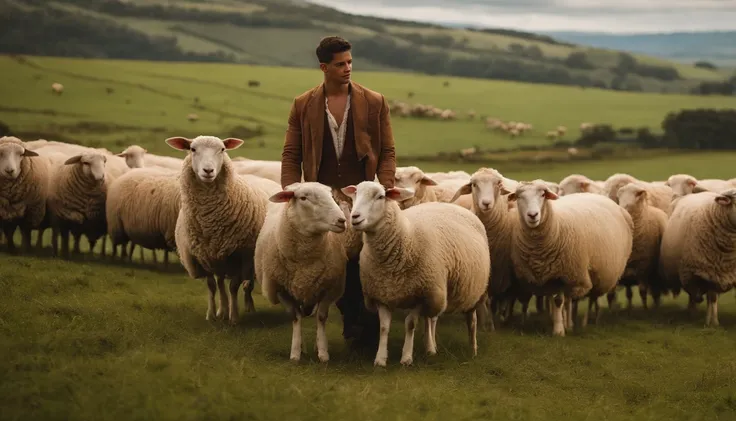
[60, 228, 70, 259]
[651, 288, 662, 309]
[638, 283, 648, 310]
[127, 243, 134, 262]
[400, 307, 421, 366]
[520, 296, 530, 326]
[242, 279, 256, 313]
[429, 316, 438, 354]
[424, 317, 437, 356]
[51, 226, 58, 256]
[20, 227, 32, 252]
[276, 292, 302, 361]
[100, 236, 106, 258]
[205, 275, 217, 321]
[625, 285, 634, 313]
[477, 295, 494, 332]
[706, 291, 719, 327]
[687, 293, 698, 318]
[228, 277, 240, 325]
[138, 246, 145, 263]
[594, 298, 602, 325]
[564, 298, 575, 332]
[3, 225, 17, 254]
[164, 251, 169, 269]
[504, 296, 516, 324]
[374, 304, 392, 367]
[72, 232, 81, 255]
[216, 276, 229, 320]
[607, 290, 618, 310]
[535, 295, 545, 315]
[551, 294, 565, 337]
[316, 300, 330, 362]
[582, 297, 593, 328]
[89, 239, 97, 256]
[152, 249, 158, 265]
[465, 310, 478, 358]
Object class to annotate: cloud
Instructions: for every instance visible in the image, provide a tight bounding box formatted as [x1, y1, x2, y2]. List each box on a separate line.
[307, 0, 736, 33]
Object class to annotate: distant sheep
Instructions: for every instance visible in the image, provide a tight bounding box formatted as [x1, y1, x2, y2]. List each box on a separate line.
[51, 83, 64, 96]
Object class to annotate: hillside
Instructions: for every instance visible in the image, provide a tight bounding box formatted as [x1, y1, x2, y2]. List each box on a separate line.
[545, 31, 736, 68]
[0, 0, 733, 95]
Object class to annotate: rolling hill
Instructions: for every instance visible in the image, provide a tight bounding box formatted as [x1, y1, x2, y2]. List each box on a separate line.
[1, 0, 733, 95]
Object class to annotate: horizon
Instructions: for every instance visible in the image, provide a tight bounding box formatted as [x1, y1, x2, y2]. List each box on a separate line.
[306, 0, 736, 35]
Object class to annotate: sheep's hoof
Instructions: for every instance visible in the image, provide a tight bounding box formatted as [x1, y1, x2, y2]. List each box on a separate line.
[400, 356, 413, 366]
[206, 310, 216, 321]
[290, 354, 301, 363]
[373, 358, 387, 367]
[318, 351, 329, 363]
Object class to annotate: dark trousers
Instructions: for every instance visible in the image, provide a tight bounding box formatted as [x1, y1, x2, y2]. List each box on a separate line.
[335, 256, 380, 350]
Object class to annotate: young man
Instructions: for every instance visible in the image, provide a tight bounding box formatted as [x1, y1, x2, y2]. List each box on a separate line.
[280, 36, 396, 349]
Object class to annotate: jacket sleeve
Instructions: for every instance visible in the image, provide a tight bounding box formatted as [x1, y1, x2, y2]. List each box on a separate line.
[376, 94, 396, 189]
[280, 99, 303, 189]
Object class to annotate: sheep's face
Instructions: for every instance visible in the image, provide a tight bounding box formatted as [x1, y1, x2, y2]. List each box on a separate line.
[0, 143, 37, 181]
[165, 136, 244, 183]
[559, 175, 594, 196]
[603, 174, 636, 203]
[508, 180, 558, 229]
[116, 146, 146, 169]
[665, 174, 700, 197]
[715, 189, 736, 227]
[65, 153, 107, 182]
[452, 168, 504, 212]
[394, 166, 437, 202]
[270, 182, 347, 234]
[617, 183, 647, 212]
[341, 181, 413, 232]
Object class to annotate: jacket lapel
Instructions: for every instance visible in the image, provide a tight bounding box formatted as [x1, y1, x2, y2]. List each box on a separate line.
[307, 83, 325, 174]
[350, 82, 370, 161]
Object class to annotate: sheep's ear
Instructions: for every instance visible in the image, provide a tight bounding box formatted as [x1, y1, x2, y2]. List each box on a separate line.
[341, 185, 357, 199]
[115, 152, 126, 157]
[165, 137, 191, 151]
[693, 184, 710, 194]
[579, 180, 589, 190]
[544, 189, 559, 200]
[64, 155, 82, 165]
[269, 190, 294, 203]
[386, 187, 414, 201]
[222, 138, 244, 150]
[450, 183, 472, 203]
[500, 186, 513, 195]
[635, 189, 647, 198]
[686, 178, 697, 188]
[420, 175, 437, 186]
[507, 192, 517, 202]
[22, 149, 38, 157]
[715, 195, 732, 206]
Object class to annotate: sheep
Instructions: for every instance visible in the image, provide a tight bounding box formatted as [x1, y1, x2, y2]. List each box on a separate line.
[232, 158, 282, 184]
[166, 135, 271, 324]
[255, 182, 349, 362]
[51, 82, 63, 95]
[393, 166, 439, 209]
[558, 174, 604, 196]
[115, 145, 184, 171]
[665, 174, 733, 197]
[105, 166, 181, 266]
[451, 168, 519, 330]
[507, 180, 634, 335]
[0, 136, 51, 253]
[341, 181, 490, 366]
[602, 173, 673, 213]
[424, 171, 471, 183]
[46, 152, 113, 258]
[658, 189, 736, 326]
[615, 183, 669, 310]
[187, 113, 199, 122]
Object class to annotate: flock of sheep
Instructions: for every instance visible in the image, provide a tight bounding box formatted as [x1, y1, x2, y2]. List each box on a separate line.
[2, 134, 736, 367]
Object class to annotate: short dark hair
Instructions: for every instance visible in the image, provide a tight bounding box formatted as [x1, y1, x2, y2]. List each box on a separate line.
[316, 36, 351, 64]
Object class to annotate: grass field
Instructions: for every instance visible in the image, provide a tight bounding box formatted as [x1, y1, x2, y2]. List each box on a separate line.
[2, 55, 735, 163]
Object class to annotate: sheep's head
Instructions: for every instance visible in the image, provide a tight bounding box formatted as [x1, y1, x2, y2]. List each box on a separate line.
[394, 166, 436, 203]
[665, 174, 710, 197]
[65, 153, 107, 182]
[0, 139, 37, 181]
[341, 181, 413, 232]
[116, 145, 147, 169]
[617, 182, 648, 213]
[451, 167, 506, 212]
[165, 135, 243, 183]
[559, 174, 596, 196]
[715, 189, 736, 227]
[603, 173, 637, 203]
[269, 182, 347, 234]
[507, 180, 558, 229]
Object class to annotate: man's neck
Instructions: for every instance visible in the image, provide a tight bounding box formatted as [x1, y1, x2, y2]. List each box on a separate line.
[324, 80, 350, 97]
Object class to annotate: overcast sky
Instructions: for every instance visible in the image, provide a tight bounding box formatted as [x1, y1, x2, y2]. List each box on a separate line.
[307, 0, 736, 34]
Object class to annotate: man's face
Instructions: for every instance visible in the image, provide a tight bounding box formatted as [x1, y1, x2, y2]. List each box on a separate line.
[321, 51, 352, 84]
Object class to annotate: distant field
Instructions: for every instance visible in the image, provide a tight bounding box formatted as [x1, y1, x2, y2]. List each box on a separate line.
[2, 55, 735, 162]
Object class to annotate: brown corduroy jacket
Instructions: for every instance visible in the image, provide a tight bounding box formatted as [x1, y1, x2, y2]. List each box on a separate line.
[280, 81, 396, 189]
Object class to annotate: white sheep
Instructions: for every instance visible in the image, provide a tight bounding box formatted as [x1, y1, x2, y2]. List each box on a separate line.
[166, 135, 271, 324]
[51, 82, 64, 95]
[116, 145, 184, 171]
[105, 166, 181, 266]
[255, 182, 349, 362]
[451, 168, 519, 330]
[616, 182, 669, 310]
[342, 181, 490, 366]
[393, 166, 439, 209]
[558, 174, 604, 196]
[0, 136, 51, 252]
[665, 174, 733, 197]
[45, 152, 113, 258]
[507, 180, 634, 335]
[658, 189, 736, 326]
[232, 158, 283, 184]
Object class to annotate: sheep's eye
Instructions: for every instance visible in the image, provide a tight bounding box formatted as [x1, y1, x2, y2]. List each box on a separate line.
[299, 196, 307, 201]
[378, 195, 385, 200]
[83, 162, 90, 166]
[190, 148, 196, 153]
[221, 148, 225, 152]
